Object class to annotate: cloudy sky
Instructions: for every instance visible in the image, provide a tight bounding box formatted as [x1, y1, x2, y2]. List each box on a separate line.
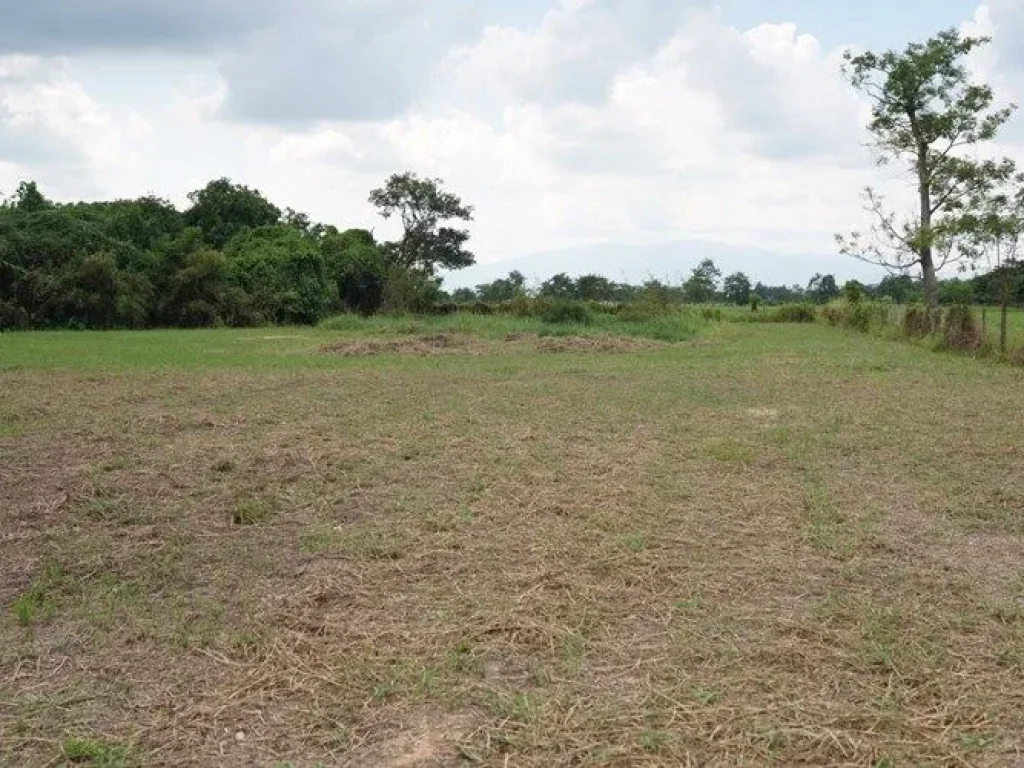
[1, 0, 1022, 284]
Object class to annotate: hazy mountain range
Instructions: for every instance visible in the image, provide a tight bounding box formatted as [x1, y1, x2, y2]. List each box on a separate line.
[441, 239, 887, 290]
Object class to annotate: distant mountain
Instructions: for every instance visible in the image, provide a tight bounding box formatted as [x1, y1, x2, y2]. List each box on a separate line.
[441, 239, 885, 290]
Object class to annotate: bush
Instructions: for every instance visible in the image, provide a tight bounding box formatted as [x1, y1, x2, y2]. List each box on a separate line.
[847, 304, 874, 333]
[940, 305, 984, 351]
[381, 267, 443, 314]
[0, 300, 30, 330]
[541, 300, 592, 325]
[820, 305, 842, 327]
[903, 305, 933, 338]
[428, 302, 459, 316]
[617, 299, 673, 322]
[498, 294, 539, 318]
[771, 303, 816, 323]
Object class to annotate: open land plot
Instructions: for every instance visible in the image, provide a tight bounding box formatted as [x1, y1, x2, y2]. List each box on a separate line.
[1, 322, 1023, 766]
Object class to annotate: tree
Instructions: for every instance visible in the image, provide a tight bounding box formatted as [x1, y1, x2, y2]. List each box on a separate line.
[320, 229, 386, 316]
[369, 172, 474, 274]
[575, 274, 617, 302]
[185, 178, 282, 249]
[10, 181, 51, 213]
[807, 273, 840, 304]
[225, 225, 332, 325]
[539, 273, 578, 300]
[683, 259, 721, 303]
[960, 175, 1024, 353]
[837, 29, 1016, 314]
[842, 280, 866, 305]
[722, 272, 752, 305]
[476, 271, 526, 303]
[875, 274, 920, 303]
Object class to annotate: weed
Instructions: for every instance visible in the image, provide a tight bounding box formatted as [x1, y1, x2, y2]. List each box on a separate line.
[705, 438, 755, 464]
[860, 607, 902, 671]
[691, 686, 721, 706]
[497, 692, 542, 724]
[803, 473, 842, 553]
[232, 497, 271, 526]
[298, 529, 335, 553]
[79, 498, 151, 526]
[9, 562, 71, 626]
[957, 733, 994, 752]
[622, 533, 647, 553]
[446, 642, 473, 671]
[61, 737, 132, 766]
[641, 731, 669, 752]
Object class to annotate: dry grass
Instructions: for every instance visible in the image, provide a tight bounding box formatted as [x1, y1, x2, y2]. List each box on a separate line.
[319, 333, 660, 358]
[1, 323, 1023, 766]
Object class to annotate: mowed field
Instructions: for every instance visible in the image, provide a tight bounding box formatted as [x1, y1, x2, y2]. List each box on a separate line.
[1, 321, 1023, 767]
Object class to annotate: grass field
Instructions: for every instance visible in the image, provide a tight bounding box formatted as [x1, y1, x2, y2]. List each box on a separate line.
[2, 320, 1023, 766]
[974, 306, 1024, 352]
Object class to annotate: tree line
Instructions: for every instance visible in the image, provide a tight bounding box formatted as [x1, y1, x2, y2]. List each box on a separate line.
[0, 172, 473, 330]
[460, 260, 1023, 309]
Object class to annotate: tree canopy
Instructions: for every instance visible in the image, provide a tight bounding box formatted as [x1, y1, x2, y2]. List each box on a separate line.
[837, 29, 1016, 311]
[369, 172, 475, 274]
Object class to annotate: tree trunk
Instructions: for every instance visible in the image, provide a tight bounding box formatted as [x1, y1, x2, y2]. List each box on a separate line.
[1001, 279, 1010, 355]
[920, 251, 939, 317]
[917, 144, 940, 323]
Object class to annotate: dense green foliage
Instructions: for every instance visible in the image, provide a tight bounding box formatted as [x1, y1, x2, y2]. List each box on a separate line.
[0, 176, 467, 329]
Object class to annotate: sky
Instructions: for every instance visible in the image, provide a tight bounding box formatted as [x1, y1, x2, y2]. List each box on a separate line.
[1, 0, 1022, 286]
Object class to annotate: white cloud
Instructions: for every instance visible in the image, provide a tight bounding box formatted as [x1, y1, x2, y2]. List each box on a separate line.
[0, 55, 149, 195]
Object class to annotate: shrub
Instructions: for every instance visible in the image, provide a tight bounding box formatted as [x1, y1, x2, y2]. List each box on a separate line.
[903, 305, 933, 338]
[842, 280, 866, 305]
[382, 267, 443, 314]
[771, 303, 816, 323]
[469, 301, 494, 316]
[617, 299, 673, 322]
[940, 305, 984, 352]
[541, 300, 592, 325]
[820, 306, 842, 327]
[498, 294, 539, 318]
[428, 302, 459, 316]
[847, 304, 874, 333]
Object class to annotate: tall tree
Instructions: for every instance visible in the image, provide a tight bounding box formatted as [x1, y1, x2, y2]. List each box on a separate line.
[369, 172, 474, 274]
[539, 273, 578, 300]
[683, 259, 721, 304]
[807, 273, 840, 304]
[836, 29, 1015, 313]
[722, 272, 752, 305]
[185, 178, 282, 249]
